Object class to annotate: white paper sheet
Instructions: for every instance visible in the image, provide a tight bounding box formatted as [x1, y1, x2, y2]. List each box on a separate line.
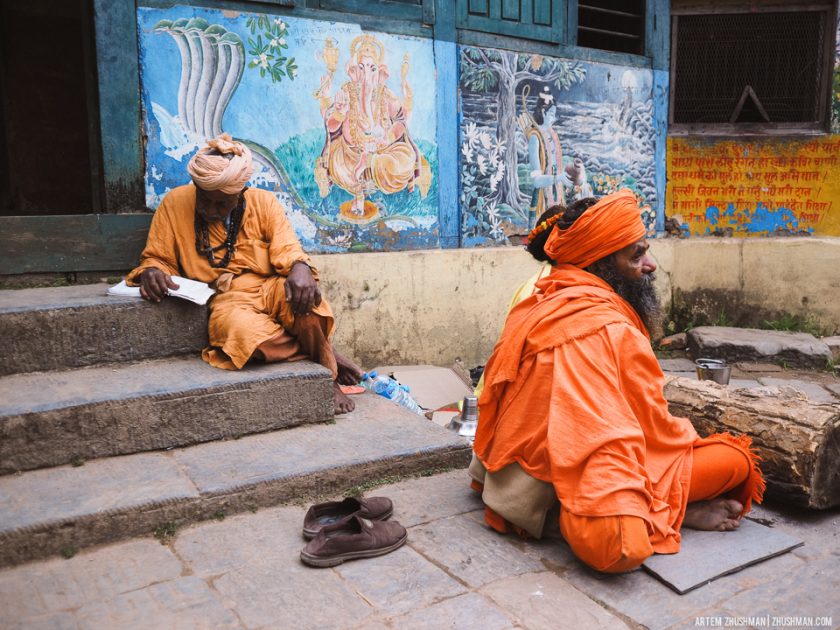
[107, 277, 215, 306]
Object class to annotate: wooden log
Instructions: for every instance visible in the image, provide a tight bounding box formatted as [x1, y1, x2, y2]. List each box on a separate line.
[663, 376, 840, 509]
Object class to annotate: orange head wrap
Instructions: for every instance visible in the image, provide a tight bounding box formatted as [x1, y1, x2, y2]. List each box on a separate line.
[543, 189, 645, 268]
[187, 133, 253, 195]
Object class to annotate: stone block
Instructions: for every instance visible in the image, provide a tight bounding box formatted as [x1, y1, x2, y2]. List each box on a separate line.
[384, 592, 514, 630]
[407, 514, 543, 588]
[0, 394, 470, 567]
[757, 378, 836, 404]
[642, 519, 802, 594]
[215, 560, 371, 629]
[174, 394, 469, 496]
[481, 571, 630, 630]
[688, 326, 832, 369]
[823, 336, 840, 363]
[728, 378, 762, 389]
[718, 555, 840, 623]
[0, 452, 197, 567]
[375, 469, 484, 528]
[174, 505, 308, 577]
[0, 284, 208, 376]
[659, 357, 697, 372]
[0, 356, 333, 473]
[0, 539, 181, 619]
[335, 546, 465, 616]
[74, 576, 239, 629]
[7, 612, 78, 630]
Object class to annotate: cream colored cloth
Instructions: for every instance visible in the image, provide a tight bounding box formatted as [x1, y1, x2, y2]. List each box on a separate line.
[469, 454, 558, 539]
[187, 133, 254, 194]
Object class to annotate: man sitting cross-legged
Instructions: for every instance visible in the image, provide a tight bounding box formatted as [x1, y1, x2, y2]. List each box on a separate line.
[127, 133, 362, 413]
[471, 190, 765, 573]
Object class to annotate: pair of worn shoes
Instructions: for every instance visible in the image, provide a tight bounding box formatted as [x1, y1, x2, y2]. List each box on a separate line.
[299, 496, 407, 568]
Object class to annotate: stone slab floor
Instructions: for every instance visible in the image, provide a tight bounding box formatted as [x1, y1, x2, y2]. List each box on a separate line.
[2, 470, 837, 630]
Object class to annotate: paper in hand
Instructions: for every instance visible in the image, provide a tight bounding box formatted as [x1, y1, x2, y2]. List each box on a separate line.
[107, 277, 215, 306]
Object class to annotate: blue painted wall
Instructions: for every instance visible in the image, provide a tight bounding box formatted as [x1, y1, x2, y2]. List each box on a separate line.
[134, 3, 670, 253]
[138, 6, 440, 253]
[458, 46, 658, 246]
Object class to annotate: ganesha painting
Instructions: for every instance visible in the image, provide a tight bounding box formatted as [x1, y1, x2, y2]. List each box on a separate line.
[314, 34, 432, 222]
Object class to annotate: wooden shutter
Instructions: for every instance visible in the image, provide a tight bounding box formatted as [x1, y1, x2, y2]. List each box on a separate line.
[456, 0, 563, 43]
[316, 0, 427, 22]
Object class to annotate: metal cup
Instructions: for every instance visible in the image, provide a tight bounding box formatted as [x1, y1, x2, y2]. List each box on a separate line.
[695, 358, 732, 385]
[446, 395, 478, 440]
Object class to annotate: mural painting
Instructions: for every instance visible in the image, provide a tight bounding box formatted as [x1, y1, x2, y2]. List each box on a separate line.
[666, 137, 840, 237]
[458, 46, 657, 246]
[833, 13, 840, 134]
[138, 7, 439, 253]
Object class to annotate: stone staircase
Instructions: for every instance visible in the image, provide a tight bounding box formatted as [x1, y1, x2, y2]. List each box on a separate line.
[0, 284, 471, 567]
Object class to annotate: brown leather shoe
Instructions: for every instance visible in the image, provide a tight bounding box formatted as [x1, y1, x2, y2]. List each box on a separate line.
[300, 515, 407, 568]
[302, 496, 393, 539]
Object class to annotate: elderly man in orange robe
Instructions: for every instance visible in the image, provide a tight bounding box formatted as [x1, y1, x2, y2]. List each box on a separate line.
[471, 190, 764, 573]
[127, 134, 362, 413]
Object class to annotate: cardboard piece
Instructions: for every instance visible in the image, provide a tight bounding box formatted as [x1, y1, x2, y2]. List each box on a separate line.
[431, 410, 460, 429]
[371, 365, 474, 410]
[642, 518, 803, 594]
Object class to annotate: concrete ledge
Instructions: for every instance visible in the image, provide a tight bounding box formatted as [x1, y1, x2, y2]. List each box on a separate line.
[0, 284, 208, 376]
[0, 393, 471, 567]
[0, 357, 334, 474]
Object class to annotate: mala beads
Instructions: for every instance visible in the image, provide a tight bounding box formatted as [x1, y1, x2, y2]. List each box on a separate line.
[194, 191, 246, 268]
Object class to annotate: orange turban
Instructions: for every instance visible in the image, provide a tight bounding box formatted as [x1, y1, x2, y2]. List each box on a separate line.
[187, 133, 253, 194]
[543, 189, 645, 268]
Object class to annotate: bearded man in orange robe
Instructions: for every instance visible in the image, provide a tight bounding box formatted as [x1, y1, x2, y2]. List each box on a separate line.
[471, 190, 764, 573]
[127, 134, 362, 413]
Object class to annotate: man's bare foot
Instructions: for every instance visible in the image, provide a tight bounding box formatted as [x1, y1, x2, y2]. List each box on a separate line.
[683, 499, 743, 531]
[335, 350, 363, 386]
[334, 382, 355, 414]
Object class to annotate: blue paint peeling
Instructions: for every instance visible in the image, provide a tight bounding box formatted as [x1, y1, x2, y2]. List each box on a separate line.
[704, 202, 814, 235]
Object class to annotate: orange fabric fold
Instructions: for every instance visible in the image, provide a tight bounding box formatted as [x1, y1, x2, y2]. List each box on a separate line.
[691, 433, 765, 515]
[543, 188, 645, 267]
[475, 265, 699, 554]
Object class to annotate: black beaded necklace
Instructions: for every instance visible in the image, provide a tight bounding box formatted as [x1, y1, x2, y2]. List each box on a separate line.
[194, 190, 247, 268]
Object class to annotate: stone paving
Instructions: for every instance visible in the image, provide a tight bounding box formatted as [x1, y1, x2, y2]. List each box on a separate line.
[2, 470, 838, 630]
[660, 358, 840, 404]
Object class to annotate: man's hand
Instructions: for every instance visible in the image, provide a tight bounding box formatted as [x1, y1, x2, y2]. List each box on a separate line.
[139, 268, 179, 303]
[285, 261, 321, 315]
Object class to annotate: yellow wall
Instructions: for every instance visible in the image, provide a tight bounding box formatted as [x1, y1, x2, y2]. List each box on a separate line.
[666, 136, 840, 236]
[311, 241, 840, 368]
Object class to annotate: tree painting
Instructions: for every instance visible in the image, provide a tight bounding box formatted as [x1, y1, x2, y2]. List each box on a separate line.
[460, 48, 586, 215]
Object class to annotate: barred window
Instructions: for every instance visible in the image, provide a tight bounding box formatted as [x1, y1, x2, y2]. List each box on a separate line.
[670, 6, 835, 133]
[577, 0, 645, 56]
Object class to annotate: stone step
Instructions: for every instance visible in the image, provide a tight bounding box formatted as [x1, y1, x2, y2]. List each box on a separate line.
[0, 284, 208, 376]
[687, 326, 833, 370]
[0, 393, 471, 567]
[0, 356, 334, 474]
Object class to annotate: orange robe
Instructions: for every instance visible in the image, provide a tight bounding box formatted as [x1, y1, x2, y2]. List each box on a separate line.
[475, 264, 763, 571]
[475, 266, 695, 553]
[127, 185, 333, 370]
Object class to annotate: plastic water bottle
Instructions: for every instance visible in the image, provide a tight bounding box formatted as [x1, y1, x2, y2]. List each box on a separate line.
[361, 371, 377, 390]
[366, 373, 425, 415]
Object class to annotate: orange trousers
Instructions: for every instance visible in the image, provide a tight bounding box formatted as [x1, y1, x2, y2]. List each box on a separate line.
[479, 433, 764, 573]
[253, 313, 338, 378]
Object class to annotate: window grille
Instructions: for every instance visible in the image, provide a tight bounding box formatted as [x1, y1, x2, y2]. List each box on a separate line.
[671, 10, 830, 127]
[577, 0, 645, 55]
